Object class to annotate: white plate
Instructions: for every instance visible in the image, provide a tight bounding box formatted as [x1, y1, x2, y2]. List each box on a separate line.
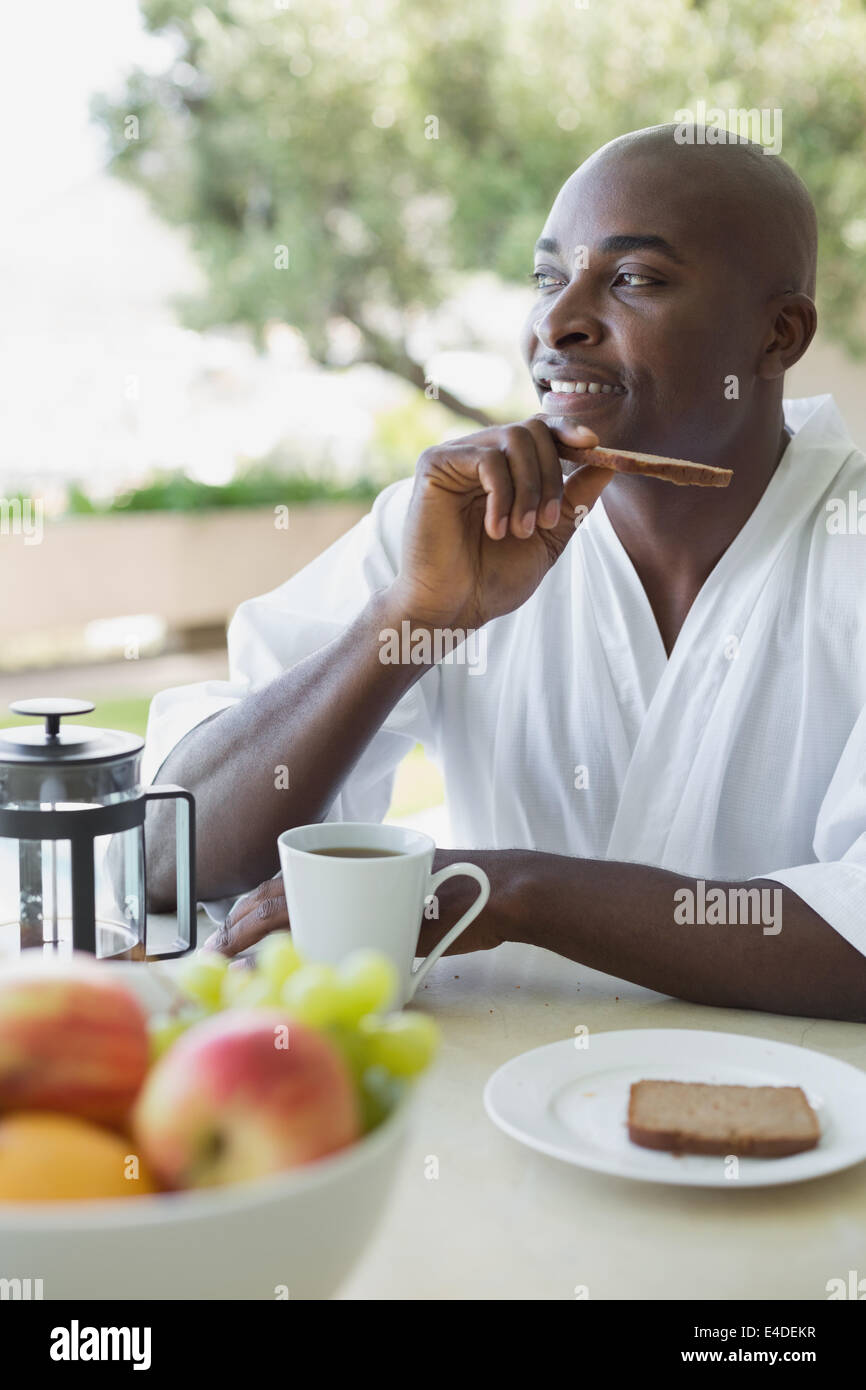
[483, 1028, 866, 1187]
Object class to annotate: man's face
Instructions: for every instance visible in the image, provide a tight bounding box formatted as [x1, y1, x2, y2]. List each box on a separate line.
[520, 149, 771, 463]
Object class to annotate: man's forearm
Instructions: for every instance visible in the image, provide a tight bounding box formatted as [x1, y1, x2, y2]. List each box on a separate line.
[433, 848, 866, 1022]
[148, 588, 430, 906]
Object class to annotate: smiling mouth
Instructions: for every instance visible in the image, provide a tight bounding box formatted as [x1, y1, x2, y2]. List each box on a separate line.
[538, 378, 626, 397]
[537, 379, 627, 415]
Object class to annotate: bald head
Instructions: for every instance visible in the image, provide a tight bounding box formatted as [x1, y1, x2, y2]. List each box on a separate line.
[579, 124, 817, 298]
[522, 123, 819, 467]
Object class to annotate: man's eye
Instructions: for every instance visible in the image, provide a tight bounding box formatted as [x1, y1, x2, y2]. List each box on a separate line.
[530, 270, 563, 290]
[612, 270, 660, 287]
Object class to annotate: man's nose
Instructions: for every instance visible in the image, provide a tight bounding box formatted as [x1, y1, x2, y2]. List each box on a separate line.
[533, 278, 601, 351]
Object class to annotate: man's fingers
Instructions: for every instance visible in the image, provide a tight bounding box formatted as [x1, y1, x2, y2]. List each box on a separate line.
[536, 416, 600, 463]
[474, 448, 515, 539]
[496, 425, 544, 538]
[522, 418, 567, 528]
[419, 443, 515, 540]
[562, 464, 615, 520]
[553, 436, 603, 468]
[203, 873, 289, 956]
[420, 421, 601, 544]
[539, 416, 600, 445]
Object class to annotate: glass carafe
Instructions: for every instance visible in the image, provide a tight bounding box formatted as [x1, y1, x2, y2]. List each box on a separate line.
[0, 698, 195, 962]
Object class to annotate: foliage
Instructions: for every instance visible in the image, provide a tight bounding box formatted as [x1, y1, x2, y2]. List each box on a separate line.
[369, 394, 469, 481]
[95, 0, 866, 414]
[3, 698, 152, 739]
[63, 462, 379, 515]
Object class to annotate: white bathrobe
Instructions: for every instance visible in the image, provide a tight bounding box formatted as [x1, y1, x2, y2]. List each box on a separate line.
[144, 395, 866, 954]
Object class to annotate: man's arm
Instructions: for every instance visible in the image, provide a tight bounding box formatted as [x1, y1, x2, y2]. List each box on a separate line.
[147, 589, 430, 907]
[147, 419, 607, 910]
[430, 849, 866, 1023]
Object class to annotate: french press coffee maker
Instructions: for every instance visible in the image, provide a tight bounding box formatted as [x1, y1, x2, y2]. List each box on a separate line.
[0, 698, 195, 961]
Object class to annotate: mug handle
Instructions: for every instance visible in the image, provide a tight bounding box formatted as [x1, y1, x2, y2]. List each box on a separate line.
[407, 863, 491, 999]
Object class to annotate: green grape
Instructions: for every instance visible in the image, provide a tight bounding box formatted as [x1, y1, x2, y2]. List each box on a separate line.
[281, 963, 343, 1028]
[257, 932, 302, 988]
[358, 1065, 408, 1133]
[222, 968, 282, 1010]
[177, 953, 229, 1010]
[148, 1013, 195, 1062]
[335, 949, 399, 1022]
[359, 1012, 439, 1078]
[325, 1022, 372, 1086]
[221, 965, 253, 1007]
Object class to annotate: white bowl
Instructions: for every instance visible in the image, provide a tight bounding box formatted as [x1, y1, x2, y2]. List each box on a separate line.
[0, 960, 411, 1299]
[0, 1098, 410, 1300]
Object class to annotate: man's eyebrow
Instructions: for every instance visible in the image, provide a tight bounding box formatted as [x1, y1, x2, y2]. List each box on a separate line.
[533, 233, 685, 264]
[598, 234, 685, 264]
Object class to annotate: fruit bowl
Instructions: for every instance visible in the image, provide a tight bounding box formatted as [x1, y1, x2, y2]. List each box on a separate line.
[0, 1093, 410, 1299]
[0, 960, 412, 1299]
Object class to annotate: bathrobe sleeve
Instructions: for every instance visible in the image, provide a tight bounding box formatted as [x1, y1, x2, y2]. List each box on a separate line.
[757, 702, 866, 956]
[142, 477, 440, 830]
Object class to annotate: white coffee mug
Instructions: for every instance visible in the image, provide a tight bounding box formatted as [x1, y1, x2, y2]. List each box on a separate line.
[277, 822, 490, 1005]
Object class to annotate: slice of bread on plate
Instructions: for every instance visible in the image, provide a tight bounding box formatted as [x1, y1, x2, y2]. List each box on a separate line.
[628, 1079, 820, 1157]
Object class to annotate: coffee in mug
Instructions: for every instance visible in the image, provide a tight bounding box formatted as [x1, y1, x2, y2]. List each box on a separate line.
[309, 847, 402, 859]
[277, 822, 490, 1006]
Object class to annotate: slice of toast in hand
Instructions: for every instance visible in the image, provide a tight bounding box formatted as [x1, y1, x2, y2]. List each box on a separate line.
[627, 1079, 820, 1157]
[580, 446, 733, 488]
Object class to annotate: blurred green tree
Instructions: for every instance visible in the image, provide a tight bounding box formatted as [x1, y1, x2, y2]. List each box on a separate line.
[95, 0, 866, 426]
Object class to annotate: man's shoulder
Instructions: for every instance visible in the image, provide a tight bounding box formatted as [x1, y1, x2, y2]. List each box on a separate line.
[784, 394, 866, 560]
[815, 443, 866, 546]
[800, 446, 866, 654]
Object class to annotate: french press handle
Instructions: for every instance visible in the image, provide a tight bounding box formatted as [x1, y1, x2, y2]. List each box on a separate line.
[142, 785, 196, 960]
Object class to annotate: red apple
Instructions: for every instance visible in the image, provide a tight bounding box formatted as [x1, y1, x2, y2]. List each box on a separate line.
[0, 953, 149, 1128]
[132, 1009, 361, 1189]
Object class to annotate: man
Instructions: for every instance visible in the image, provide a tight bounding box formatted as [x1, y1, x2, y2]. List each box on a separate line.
[144, 126, 866, 1021]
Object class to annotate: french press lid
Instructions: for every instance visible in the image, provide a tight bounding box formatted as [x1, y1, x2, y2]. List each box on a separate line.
[0, 699, 145, 805]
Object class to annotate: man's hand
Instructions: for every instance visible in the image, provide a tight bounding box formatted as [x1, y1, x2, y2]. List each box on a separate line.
[193, 847, 866, 1021]
[203, 853, 508, 959]
[388, 417, 612, 631]
[204, 873, 288, 956]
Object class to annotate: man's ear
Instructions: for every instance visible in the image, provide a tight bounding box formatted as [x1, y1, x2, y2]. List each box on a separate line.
[758, 292, 818, 380]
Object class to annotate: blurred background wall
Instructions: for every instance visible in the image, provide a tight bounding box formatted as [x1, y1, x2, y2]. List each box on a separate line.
[2, 0, 864, 835]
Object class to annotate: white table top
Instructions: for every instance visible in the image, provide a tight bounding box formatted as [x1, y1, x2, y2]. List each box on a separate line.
[159, 913, 866, 1301]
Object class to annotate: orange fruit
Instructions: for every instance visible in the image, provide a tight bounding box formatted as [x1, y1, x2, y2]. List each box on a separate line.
[0, 1112, 159, 1202]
